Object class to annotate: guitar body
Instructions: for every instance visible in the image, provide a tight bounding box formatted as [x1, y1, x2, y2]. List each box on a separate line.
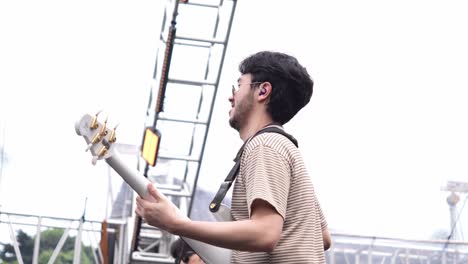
[75, 113, 231, 264]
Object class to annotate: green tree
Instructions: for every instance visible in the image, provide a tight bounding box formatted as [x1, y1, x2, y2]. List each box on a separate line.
[0, 228, 95, 264]
[0, 230, 33, 263]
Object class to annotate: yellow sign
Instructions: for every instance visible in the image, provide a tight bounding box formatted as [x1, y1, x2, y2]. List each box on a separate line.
[141, 127, 161, 166]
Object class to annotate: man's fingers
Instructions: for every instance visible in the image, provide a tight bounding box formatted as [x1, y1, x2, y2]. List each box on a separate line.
[136, 196, 144, 207]
[135, 198, 145, 215]
[148, 183, 163, 200]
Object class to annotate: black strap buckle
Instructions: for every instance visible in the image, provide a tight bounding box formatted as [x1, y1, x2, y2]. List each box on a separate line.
[209, 181, 232, 212]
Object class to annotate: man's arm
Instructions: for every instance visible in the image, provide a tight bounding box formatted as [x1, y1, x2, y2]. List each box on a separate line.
[177, 199, 283, 252]
[317, 198, 331, 250]
[322, 228, 332, 250]
[136, 184, 283, 252]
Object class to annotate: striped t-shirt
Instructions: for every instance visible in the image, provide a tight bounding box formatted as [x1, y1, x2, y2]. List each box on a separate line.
[231, 130, 327, 264]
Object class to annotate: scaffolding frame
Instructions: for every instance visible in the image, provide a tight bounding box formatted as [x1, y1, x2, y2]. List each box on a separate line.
[129, 0, 238, 263]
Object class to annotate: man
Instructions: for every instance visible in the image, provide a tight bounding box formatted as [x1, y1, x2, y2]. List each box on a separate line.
[170, 238, 206, 264]
[136, 51, 331, 263]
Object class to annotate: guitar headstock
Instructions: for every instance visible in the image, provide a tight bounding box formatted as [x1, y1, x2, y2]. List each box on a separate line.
[75, 111, 118, 165]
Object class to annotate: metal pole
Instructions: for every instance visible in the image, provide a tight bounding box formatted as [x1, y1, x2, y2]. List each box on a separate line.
[447, 192, 460, 241]
[32, 216, 42, 264]
[48, 226, 71, 264]
[73, 218, 84, 264]
[7, 215, 24, 264]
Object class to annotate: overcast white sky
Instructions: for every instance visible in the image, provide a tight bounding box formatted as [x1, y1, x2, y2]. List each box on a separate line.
[1, 0, 468, 243]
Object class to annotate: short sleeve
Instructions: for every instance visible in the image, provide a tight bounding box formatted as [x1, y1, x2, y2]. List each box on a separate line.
[241, 143, 290, 219]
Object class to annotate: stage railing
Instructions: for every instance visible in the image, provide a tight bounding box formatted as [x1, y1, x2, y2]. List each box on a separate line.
[0, 211, 127, 264]
[327, 232, 468, 264]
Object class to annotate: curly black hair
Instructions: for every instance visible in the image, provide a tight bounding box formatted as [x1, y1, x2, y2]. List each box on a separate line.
[239, 51, 313, 124]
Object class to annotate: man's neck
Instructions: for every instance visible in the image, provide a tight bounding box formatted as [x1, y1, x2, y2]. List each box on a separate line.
[239, 116, 274, 141]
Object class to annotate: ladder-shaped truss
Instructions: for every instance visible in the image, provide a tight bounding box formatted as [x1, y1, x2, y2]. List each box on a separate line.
[130, 0, 237, 263]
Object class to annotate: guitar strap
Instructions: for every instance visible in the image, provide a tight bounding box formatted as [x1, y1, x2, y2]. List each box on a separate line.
[209, 125, 299, 213]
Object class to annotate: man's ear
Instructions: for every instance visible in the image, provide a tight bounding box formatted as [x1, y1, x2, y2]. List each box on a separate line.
[258, 82, 271, 101]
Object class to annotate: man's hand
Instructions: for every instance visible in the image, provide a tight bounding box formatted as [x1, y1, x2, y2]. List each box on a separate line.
[135, 183, 189, 233]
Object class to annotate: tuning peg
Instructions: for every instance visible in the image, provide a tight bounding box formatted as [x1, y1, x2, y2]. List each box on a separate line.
[97, 146, 108, 157]
[90, 133, 102, 146]
[108, 123, 119, 143]
[90, 110, 103, 129]
[91, 156, 99, 165]
[91, 146, 108, 165]
[85, 143, 93, 152]
[99, 116, 108, 136]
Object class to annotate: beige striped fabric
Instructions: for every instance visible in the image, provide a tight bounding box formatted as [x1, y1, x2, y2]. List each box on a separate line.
[231, 130, 327, 264]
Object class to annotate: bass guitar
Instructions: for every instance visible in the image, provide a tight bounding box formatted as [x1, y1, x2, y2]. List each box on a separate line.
[75, 112, 231, 264]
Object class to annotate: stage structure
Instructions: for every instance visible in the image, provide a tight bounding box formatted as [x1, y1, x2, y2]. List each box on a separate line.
[129, 0, 238, 263]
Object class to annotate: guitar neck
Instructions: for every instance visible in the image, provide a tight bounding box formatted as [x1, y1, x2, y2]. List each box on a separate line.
[105, 154, 152, 200]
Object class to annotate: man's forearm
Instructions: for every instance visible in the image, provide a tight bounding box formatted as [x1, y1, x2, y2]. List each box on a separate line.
[174, 218, 280, 252]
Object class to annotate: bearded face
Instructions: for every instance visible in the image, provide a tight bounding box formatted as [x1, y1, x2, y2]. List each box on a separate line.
[229, 87, 254, 131]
